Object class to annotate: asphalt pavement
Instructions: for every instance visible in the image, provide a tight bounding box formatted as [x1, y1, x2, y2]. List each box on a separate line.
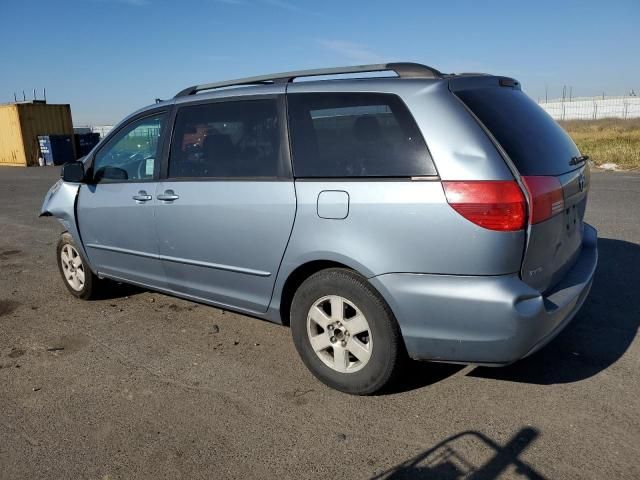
[0, 167, 638, 479]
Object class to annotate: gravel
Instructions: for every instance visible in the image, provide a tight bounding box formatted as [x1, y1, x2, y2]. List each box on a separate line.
[0, 167, 638, 479]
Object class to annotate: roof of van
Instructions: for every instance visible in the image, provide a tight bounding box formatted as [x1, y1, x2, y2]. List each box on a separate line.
[173, 62, 444, 98]
[132, 64, 513, 122]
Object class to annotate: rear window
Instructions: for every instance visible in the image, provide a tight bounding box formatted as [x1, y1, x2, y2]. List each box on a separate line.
[288, 93, 436, 177]
[455, 87, 580, 176]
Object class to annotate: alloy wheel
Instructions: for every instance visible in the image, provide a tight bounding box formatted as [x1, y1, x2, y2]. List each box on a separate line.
[306, 295, 373, 373]
[60, 244, 85, 292]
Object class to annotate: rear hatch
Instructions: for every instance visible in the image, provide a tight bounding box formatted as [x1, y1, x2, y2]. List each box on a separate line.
[451, 76, 590, 292]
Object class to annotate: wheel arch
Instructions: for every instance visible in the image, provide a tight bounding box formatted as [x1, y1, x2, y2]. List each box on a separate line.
[277, 260, 357, 327]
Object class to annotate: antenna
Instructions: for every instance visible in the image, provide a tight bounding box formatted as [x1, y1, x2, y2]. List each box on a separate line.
[33, 88, 36, 101]
[22, 90, 26, 101]
[43, 88, 47, 102]
[14, 92, 17, 102]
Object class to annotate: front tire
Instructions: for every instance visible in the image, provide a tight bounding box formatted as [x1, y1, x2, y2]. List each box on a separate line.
[290, 268, 404, 395]
[56, 232, 101, 300]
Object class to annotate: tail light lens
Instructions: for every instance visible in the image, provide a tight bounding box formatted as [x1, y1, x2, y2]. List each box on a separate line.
[442, 181, 526, 231]
[522, 176, 564, 224]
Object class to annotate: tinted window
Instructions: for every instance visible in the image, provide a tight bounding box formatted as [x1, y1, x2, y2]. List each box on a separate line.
[169, 99, 281, 178]
[288, 93, 435, 177]
[455, 87, 580, 176]
[93, 114, 165, 182]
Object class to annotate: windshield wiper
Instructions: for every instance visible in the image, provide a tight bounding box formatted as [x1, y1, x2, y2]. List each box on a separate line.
[569, 155, 589, 166]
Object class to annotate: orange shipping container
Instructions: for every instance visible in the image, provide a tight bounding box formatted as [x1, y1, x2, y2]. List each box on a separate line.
[0, 101, 74, 167]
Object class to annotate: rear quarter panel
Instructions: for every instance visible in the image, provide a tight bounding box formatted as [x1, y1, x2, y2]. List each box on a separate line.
[275, 179, 524, 281]
[400, 82, 515, 181]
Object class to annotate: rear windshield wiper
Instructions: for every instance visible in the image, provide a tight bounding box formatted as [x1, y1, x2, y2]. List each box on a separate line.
[569, 155, 589, 166]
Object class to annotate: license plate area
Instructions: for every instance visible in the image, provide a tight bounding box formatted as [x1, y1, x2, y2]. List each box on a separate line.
[564, 204, 580, 237]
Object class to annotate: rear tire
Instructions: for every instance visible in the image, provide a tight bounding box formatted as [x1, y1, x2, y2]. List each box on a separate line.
[290, 268, 404, 395]
[56, 232, 101, 300]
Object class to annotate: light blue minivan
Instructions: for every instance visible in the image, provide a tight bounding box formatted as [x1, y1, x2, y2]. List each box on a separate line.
[42, 63, 597, 394]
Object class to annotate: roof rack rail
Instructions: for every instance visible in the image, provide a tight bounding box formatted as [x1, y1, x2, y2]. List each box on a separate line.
[174, 62, 443, 98]
[449, 72, 493, 77]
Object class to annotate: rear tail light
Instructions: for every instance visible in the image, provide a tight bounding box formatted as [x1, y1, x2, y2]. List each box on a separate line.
[522, 176, 564, 224]
[442, 181, 526, 231]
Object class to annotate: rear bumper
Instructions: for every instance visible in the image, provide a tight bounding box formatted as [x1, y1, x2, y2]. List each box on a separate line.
[369, 223, 598, 364]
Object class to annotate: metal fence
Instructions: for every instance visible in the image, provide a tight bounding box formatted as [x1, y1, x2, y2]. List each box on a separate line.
[538, 95, 640, 120]
[73, 125, 114, 138]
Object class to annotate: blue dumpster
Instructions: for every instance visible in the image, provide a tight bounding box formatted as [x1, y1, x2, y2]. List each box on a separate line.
[38, 135, 75, 166]
[74, 133, 100, 159]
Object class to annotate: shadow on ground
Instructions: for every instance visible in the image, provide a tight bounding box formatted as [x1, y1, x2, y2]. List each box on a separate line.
[471, 237, 639, 384]
[372, 427, 546, 479]
[388, 361, 465, 394]
[88, 237, 639, 390]
[91, 280, 146, 300]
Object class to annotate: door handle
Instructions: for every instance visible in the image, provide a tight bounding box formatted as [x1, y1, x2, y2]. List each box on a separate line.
[157, 190, 179, 201]
[132, 191, 152, 202]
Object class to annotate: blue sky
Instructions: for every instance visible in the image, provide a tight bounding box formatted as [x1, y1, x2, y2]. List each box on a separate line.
[1, 0, 638, 125]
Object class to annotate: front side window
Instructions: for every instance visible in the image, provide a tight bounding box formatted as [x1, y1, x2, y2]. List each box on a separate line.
[288, 93, 435, 177]
[92, 114, 165, 182]
[169, 99, 281, 178]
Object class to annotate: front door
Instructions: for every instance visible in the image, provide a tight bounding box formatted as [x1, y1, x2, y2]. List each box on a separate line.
[77, 112, 167, 287]
[155, 97, 295, 313]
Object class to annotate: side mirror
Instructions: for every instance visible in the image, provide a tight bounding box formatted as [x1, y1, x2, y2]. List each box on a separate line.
[61, 161, 85, 183]
[94, 166, 128, 182]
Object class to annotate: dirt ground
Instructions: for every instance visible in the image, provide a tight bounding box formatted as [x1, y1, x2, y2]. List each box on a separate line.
[1, 167, 639, 479]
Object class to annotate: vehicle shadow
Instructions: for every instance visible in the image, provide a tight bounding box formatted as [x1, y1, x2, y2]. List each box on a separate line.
[84, 237, 638, 389]
[91, 280, 146, 300]
[371, 427, 546, 479]
[388, 361, 465, 394]
[470, 237, 639, 384]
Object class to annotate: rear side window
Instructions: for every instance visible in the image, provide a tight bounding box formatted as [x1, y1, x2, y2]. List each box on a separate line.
[169, 99, 282, 178]
[455, 87, 580, 176]
[288, 93, 435, 177]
